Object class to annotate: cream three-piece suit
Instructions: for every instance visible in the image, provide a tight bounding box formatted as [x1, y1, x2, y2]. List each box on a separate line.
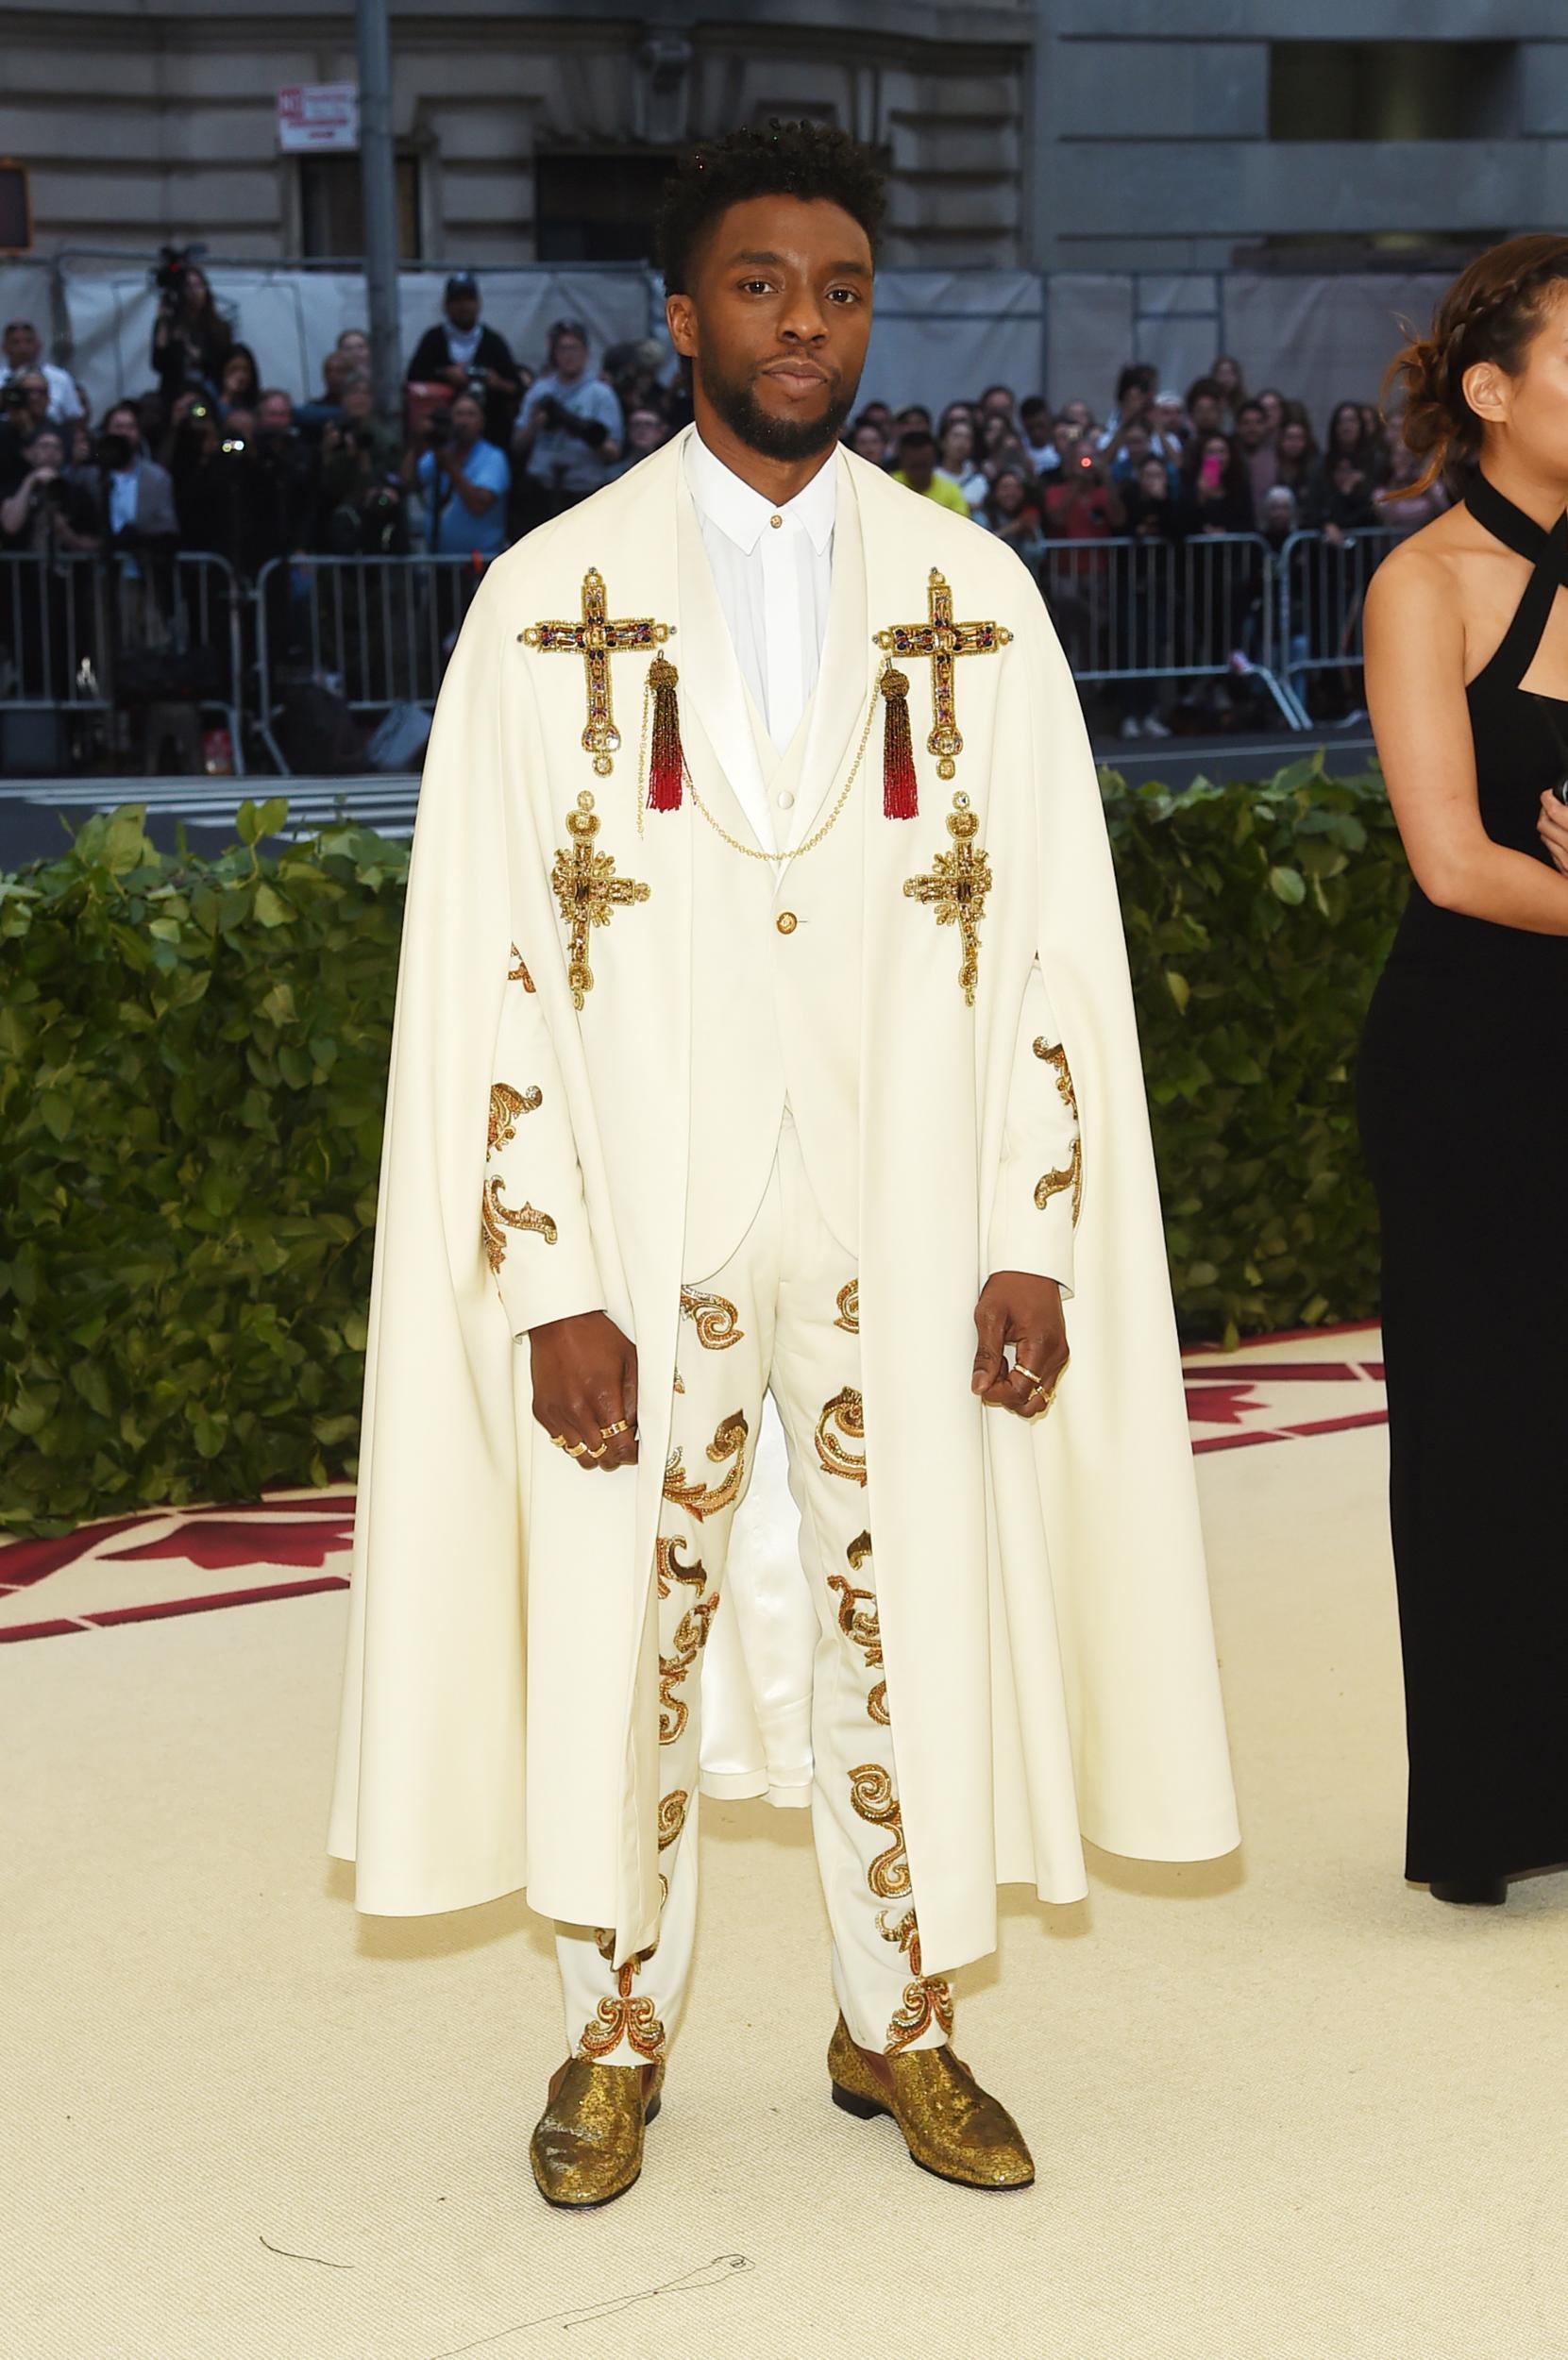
[328, 423, 1239, 2060]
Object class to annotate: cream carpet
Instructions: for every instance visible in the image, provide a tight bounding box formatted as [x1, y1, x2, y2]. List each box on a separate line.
[8, 1420, 1567, 2360]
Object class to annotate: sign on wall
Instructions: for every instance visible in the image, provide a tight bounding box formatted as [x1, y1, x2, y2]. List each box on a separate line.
[277, 85, 360, 154]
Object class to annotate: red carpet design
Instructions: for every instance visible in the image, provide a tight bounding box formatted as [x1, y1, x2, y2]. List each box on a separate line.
[2, 1325, 1385, 1644]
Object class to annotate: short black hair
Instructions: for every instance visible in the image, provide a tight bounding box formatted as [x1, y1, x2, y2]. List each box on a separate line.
[898, 427, 936, 457]
[655, 119, 885, 297]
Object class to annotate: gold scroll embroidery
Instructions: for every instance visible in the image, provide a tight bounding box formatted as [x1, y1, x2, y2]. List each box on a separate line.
[662, 1410, 749, 1520]
[879, 1907, 955, 2055]
[487, 1080, 541, 1154]
[550, 790, 650, 1011]
[520, 567, 674, 778]
[873, 568, 1012, 782]
[849, 1763, 913, 1902]
[679, 1287, 745, 1350]
[659, 1590, 720, 1745]
[829, 1532, 888, 1726]
[580, 1930, 665, 2061]
[903, 798, 991, 1006]
[815, 1387, 868, 1486]
[1033, 1034, 1077, 1115]
[656, 1791, 688, 1851]
[508, 944, 535, 991]
[834, 1281, 860, 1334]
[1034, 1138, 1084, 1228]
[481, 1178, 557, 1273]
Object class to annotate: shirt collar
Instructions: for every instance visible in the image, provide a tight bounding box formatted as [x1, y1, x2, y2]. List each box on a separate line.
[685, 428, 837, 557]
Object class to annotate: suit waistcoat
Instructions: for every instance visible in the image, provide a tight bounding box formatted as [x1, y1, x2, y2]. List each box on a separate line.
[678, 462, 871, 1285]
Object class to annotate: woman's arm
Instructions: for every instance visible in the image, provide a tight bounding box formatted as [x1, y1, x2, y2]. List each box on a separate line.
[1364, 542, 1568, 934]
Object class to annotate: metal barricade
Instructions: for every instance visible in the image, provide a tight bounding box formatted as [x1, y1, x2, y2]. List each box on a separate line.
[1274, 526, 1404, 723]
[255, 552, 485, 775]
[1035, 531, 1302, 730]
[0, 548, 247, 773]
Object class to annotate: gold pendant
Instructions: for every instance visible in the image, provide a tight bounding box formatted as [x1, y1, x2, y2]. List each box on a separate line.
[874, 567, 1011, 782]
[549, 790, 650, 1010]
[902, 791, 991, 1005]
[521, 567, 675, 777]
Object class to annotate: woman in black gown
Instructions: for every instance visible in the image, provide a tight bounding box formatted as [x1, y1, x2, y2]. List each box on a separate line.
[1358, 233, 1568, 1907]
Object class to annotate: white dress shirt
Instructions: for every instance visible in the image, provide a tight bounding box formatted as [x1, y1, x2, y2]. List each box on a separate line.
[684, 430, 836, 755]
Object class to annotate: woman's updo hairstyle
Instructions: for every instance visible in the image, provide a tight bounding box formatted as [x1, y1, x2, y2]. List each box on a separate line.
[1382, 232, 1568, 501]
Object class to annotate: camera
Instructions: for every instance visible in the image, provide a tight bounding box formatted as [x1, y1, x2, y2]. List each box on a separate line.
[96, 431, 136, 472]
[150, 241, 207, 302]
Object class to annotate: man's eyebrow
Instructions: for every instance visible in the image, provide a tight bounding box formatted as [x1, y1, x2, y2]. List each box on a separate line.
[728, 249, 871, 278]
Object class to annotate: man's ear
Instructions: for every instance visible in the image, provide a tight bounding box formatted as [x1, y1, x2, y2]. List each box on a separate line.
[666, 295, 697, 362]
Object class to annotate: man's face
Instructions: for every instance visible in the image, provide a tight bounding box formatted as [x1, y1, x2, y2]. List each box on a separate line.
[17, 373, 48, 417]
[447, 294, 481, 333]
[105, 407, 140, 452]
[4, 322, 39, 369]
[1122, 425, 1151, 464]
[30, 430, 63, 471]
[901, 443, 936, 491]
[341, 382, 373, 423]
[551, 333, 587, 380]
[257, 394, 293, 436]
[666, 193, 872, 464]
[627, 409, 665, 451]
[1236, 408, 1266, 450]
[1190, 396, 1221, 437]
[324, 352, 355, 396]
[451, 395, 483, 445]
[982, 389, 1013, 419]
[338, 332, 371, 371]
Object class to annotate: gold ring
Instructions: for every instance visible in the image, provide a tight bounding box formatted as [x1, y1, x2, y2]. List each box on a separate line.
[601, 1420, 630, 1439]
[582, 1442, 607, 1459]
[1015, 1362, 1046, 1389]
[563, 1440, 588, 1458]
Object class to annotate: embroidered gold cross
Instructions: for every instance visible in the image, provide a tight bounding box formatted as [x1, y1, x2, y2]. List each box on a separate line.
[521, 567, 674, 777]
[874, 568, 1011, 781]
[903, 798, 992, 1005]
[550, 790, 650, 1009]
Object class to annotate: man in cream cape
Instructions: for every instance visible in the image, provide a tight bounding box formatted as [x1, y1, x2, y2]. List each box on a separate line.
[329, 124, 1238, 2206]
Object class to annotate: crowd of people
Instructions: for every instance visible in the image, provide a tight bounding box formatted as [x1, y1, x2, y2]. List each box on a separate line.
[0, 261, 1448, 744]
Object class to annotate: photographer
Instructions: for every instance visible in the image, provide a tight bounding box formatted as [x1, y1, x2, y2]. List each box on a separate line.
[83, 402, 180, 548]
[406, 273, 521, 448]
[0, 426, 101, 554]
[319, 374, 408, 555]
[150, 251, 234, 420]
[405, 387, 509, 560]
[1, 320, 83, 424]
[514, 319, 622, 524]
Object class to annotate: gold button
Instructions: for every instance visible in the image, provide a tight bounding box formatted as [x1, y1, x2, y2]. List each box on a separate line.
[776, 910, 798, 935]
[769, 514, 784, 530]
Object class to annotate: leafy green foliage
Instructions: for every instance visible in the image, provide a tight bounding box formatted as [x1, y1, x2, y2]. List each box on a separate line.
[1102, 751, 1405, 1351]
[1, 761, 1406, 1532]
[1, 803, 405, 1535]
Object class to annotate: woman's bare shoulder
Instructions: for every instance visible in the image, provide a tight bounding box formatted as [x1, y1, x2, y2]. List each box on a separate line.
[1365, 508, 1480, 619]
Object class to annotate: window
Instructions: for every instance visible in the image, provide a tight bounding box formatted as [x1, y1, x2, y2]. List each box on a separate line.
[298, 154, 421, 260]
[1269, 42, 1517, 143]
[534, 153, 677, 263]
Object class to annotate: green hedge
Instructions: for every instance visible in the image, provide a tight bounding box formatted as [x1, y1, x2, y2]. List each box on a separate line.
[1, 759, 1404, 1535]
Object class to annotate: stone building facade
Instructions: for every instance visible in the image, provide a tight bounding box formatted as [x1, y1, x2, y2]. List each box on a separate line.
[1, 0, 1563, 275]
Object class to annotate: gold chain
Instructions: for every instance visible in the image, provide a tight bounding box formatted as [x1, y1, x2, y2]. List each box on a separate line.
[638, 659, 886, 862]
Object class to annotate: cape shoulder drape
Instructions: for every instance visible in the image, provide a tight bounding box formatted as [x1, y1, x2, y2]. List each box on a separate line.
[329, 429, 1239, 1971]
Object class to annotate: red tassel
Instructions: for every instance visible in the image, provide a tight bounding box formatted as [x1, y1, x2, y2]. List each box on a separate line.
[880, 666, 918, 818]
[647, 653, 683, 812]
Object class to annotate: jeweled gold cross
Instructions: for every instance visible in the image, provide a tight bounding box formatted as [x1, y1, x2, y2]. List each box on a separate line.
[549, 790, 650, 1009]
[874, 568, 1011, 780]
[522, 568, 674, 777]
[902, 797, 992, 1005]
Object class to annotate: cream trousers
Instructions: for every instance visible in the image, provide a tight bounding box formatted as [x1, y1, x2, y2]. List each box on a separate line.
[555, 1115, 953, 2063]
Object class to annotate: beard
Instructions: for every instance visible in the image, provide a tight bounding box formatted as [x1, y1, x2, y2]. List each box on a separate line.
[697, 348, 858, 464]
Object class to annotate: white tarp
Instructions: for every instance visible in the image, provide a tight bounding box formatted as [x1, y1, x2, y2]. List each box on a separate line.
[7, 251, 1454, 445]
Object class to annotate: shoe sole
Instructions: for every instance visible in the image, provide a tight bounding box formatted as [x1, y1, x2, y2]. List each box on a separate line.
[831, 2081, 1034, 2191]
[531, 2093, 661, 2210]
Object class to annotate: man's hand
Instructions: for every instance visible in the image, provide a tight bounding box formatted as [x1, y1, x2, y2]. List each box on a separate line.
[529, 1310, 639, 1472]
[971, 1273, 1069, 1418]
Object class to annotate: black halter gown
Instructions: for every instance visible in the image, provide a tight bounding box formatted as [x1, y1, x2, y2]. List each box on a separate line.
[1357, 469, 1568, 1884]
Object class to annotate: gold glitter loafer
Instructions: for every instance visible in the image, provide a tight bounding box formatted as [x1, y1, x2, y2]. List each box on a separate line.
[529, 2055, 664, 2209]
[828, 2014, 1034, 2191]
